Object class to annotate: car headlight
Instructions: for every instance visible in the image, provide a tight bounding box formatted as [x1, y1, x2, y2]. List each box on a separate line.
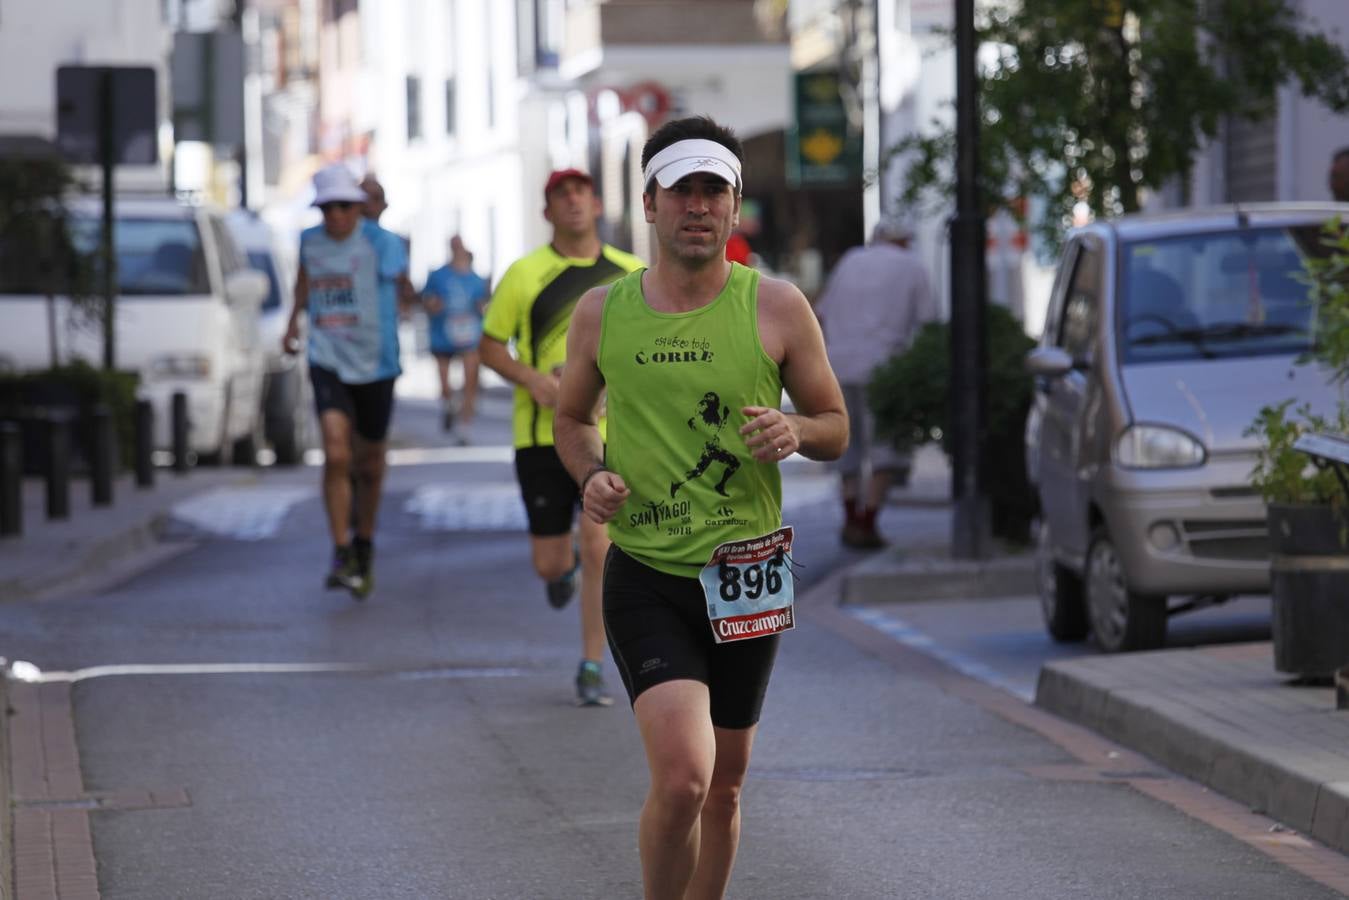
[1116, 424, 1206, 469]
[149, 354, 212, 379]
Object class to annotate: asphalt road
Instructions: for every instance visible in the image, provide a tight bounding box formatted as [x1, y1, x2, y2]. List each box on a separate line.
[1, 377, 1341, 899]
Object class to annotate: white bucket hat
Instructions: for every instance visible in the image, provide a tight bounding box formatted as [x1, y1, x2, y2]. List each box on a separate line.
[312, 164, 366, 206]
[872, 214, 916, 243]
[642, 139, 742, 192]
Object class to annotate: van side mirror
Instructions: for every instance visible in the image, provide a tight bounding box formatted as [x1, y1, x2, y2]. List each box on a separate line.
[225, 269, 269, 308]
[1024, 346, 1075, 378]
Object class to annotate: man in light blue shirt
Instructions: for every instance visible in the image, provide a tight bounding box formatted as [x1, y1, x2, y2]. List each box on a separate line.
[283, 163, 408, 599]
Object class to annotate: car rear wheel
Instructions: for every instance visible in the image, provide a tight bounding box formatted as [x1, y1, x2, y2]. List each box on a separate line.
[1085, 525, 1167, 653]
[1037, 520, 1088, 642]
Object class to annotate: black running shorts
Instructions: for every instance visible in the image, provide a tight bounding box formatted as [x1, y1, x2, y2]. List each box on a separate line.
[603, 545, 780, 729]
[309, 364, 397, 442]
[514, 445, 580, 537]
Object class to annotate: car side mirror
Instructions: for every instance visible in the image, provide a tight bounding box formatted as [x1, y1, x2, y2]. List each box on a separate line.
[1024, 346, 1075, 378]
[225, 269, 269, 308]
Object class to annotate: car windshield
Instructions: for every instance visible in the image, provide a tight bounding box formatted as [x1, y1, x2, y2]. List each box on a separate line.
[1119, 224, 1332, 363]
[246, 251, 282, 311]
[68, 216, 211, 296]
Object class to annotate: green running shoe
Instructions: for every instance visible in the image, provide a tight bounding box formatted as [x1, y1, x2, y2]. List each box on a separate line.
[575, 660, 613, 707]
[349, 539, 374, 601]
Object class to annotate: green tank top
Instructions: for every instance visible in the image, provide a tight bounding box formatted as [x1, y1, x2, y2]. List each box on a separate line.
[599, 263, 783, 578]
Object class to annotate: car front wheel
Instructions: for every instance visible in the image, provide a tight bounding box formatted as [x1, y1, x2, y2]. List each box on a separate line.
[1037, 520, 1088, 642]
[1085, 525, 1167, 653]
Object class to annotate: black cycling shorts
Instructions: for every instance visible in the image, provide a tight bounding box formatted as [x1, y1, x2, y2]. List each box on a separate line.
[309, 364, 397, 442]
[514, 445, 580, 537]
[603, 545, 780, 730]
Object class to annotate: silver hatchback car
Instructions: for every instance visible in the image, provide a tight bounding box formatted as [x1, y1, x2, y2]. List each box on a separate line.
[1025, 203, 1345, 652]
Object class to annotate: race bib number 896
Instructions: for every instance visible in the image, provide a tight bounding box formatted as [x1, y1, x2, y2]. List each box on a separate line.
[699, 526, 794, 644]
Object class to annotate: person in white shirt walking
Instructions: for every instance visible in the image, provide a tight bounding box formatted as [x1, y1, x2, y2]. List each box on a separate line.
[813, 215, 938, 549]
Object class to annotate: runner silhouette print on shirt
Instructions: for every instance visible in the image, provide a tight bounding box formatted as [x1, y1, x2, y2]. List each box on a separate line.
[670, 391, 741, 499]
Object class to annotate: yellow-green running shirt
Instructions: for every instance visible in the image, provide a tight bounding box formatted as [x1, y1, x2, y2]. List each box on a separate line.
[483, 243, 643, 448]
[599, 264, 783, 578]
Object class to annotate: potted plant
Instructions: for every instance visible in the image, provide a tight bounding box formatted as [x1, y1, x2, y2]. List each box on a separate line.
[1247, 218, 1349, 678]
[867, 303, 1038, 544]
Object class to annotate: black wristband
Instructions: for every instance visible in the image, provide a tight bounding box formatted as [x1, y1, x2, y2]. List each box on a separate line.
[579, 464, 607, 494]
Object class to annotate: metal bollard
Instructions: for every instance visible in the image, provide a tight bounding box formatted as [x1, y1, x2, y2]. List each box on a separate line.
[45, 411, 70, 519]
[0, 422, 21, 536]
[90, 404, 114, 507]
[171, 390, 189, 474]
[134, 399, 154, 488]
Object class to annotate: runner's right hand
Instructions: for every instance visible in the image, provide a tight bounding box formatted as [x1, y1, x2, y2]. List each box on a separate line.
[583, 470, 630, 524]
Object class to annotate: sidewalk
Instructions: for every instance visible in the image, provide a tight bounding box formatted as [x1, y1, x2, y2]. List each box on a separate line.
[0, 466, 252, 604]
[1035, 642, 1349, 857]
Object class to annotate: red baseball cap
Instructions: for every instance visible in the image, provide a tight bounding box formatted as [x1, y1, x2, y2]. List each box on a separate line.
[544, 168, 594, 199]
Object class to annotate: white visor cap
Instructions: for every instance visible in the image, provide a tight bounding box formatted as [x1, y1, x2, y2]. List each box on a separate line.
[643, 139, 742, 192]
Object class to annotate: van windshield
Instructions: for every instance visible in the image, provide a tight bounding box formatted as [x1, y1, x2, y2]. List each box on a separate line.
[68, 216, 211, 296]
[246, 251, 282, 311]
[1119, 224, 1331, 363]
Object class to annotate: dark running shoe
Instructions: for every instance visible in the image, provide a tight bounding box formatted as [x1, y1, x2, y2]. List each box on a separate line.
[575, 660, 613, 707]
[325, 545, 358, 590]
[545, 567, 576, 610]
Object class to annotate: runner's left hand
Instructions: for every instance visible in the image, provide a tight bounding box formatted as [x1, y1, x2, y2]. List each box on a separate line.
[740, 406, 797, 463]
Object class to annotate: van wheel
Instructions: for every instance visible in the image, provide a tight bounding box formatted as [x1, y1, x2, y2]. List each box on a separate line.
[232, 406, 262, 466]
[272, 426, 301, 466]
[1037, 520, 1088, 642]
[1085, 525, 1167, 653]
[231, 429, 259, 466]
[200, 384, 232, 467]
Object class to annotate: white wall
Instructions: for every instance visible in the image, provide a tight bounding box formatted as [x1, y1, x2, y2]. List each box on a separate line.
[1279, 0, 1349, 201]
[0, 0, 169, 138]
[358, 0, 528, 285]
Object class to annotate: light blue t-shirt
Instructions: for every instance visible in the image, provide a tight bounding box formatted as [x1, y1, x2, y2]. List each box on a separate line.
[299, 219, 407, 383]
[423, 264, 489, 353]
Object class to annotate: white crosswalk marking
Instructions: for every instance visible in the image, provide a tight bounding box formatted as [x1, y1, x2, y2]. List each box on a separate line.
[170, 487, 313, 540]
[404, 476, 837, 532]
[404, 484, 530, 531]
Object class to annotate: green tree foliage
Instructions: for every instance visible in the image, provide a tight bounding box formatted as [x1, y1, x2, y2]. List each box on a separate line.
[894, 0, 1349, 249]
[0, 151, 95, 365]
[1247, 217, 1349, 510]
[867, 303, 1038, 542]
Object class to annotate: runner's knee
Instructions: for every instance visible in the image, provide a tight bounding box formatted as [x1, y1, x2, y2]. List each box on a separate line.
[701, 779, 743, 822]
[650, 769, 710, 822]
[322, 441, 352, 473]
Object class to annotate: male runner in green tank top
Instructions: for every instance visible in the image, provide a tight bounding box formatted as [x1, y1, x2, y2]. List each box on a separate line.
[555, 116, 848, 900]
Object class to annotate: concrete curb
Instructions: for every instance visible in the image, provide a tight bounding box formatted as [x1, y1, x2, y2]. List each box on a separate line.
[0, 516, 167, 605]
[1035, 657, 1349, 856]
[841, 551, 1036, 604]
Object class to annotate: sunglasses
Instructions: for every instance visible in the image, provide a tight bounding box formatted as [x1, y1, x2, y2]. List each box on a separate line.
[319, 201, 358, 213]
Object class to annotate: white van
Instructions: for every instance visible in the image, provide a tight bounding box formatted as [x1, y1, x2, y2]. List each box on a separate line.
[225, 210, 313, 465]
[0, 195, 269, 463]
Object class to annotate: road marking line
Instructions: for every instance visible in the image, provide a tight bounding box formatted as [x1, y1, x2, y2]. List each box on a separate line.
[9, 661, 530, 684]
[846, 607, 1034, 701]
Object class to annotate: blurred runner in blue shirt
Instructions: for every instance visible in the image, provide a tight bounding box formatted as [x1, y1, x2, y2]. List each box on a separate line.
[284, 163, 408, 600]
[423, 235, 489, 442]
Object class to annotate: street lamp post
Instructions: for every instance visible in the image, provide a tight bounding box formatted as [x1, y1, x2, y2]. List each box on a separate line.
[950, 0, 990, 558]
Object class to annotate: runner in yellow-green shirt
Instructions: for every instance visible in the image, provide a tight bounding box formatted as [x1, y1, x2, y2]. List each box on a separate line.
[479, 168, 643, 707]
[554, 116, 848, 900]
